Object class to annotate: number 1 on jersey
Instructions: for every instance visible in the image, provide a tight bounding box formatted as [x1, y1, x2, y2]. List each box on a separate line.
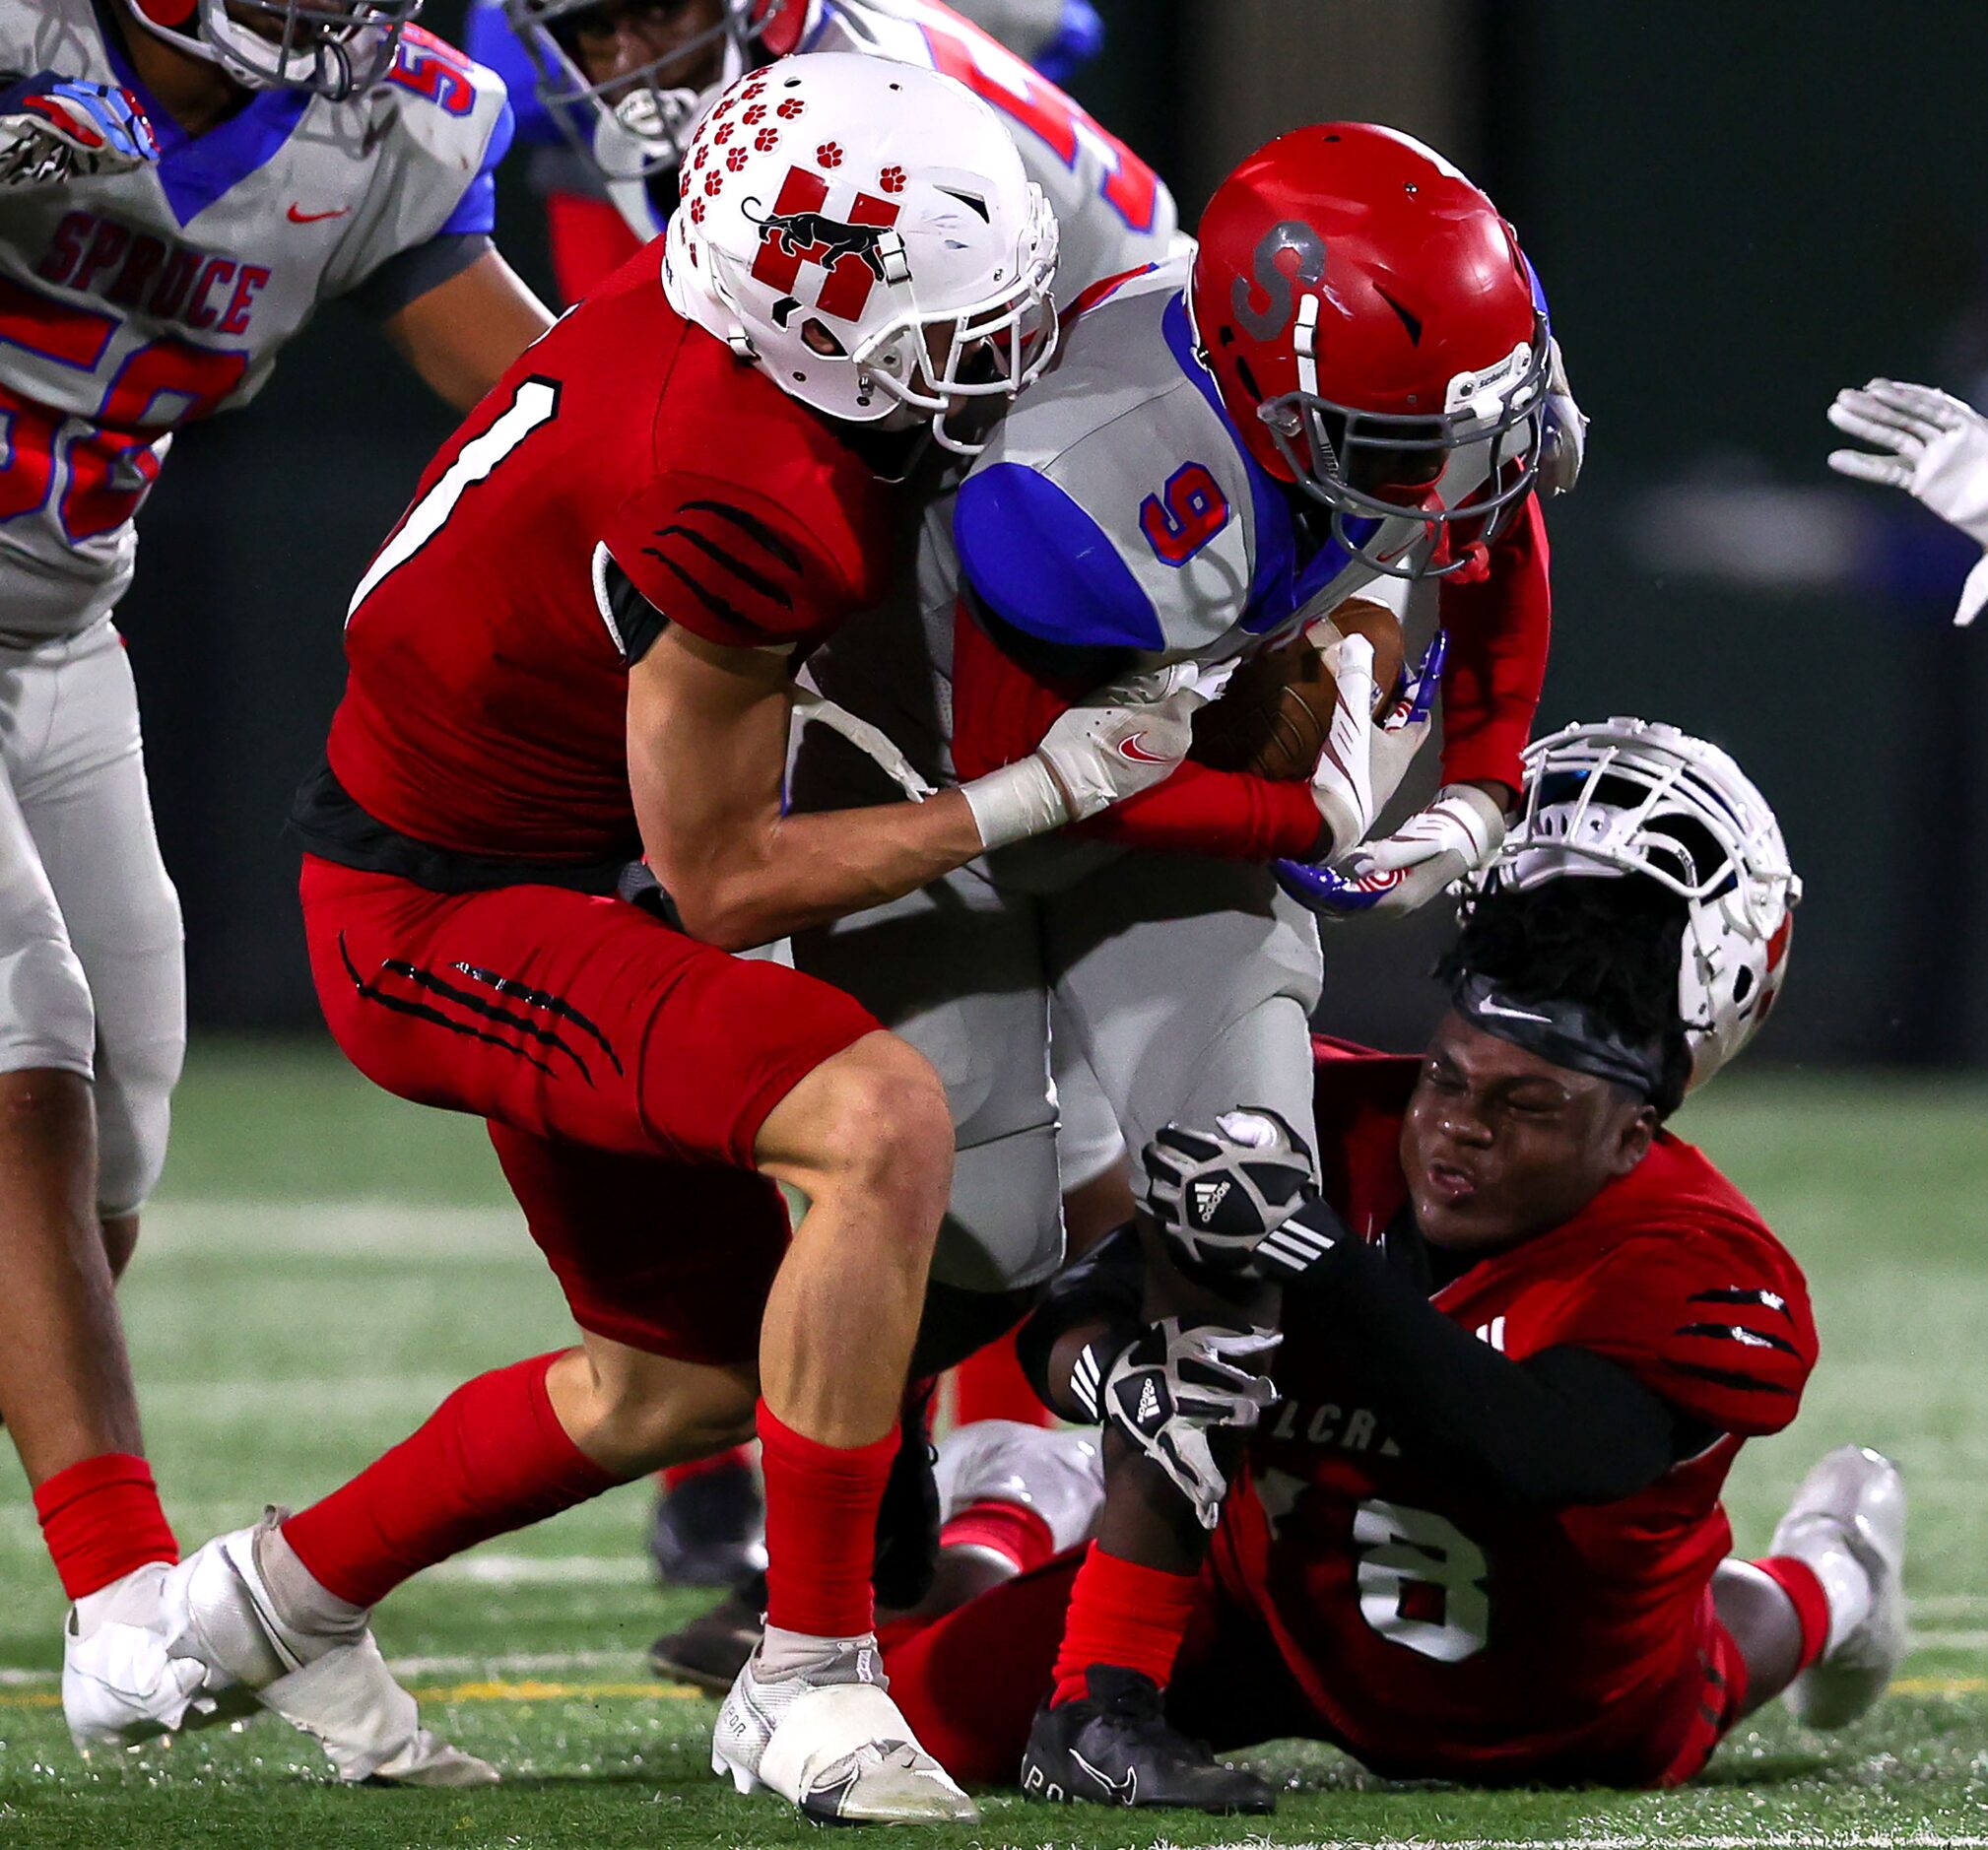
[348, 378, 561, 622]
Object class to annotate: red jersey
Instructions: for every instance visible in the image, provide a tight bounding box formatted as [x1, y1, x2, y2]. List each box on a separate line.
[1209, 1048, 1817, 1783]
[323, 246, 895, 869]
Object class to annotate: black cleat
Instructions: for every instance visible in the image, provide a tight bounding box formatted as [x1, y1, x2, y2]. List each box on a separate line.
[648, 1571, 764, 1695]
[1019, 1667, 1276, 1816]
[872, 1385, 941, 1613]
[647, 1458, 766, 1590]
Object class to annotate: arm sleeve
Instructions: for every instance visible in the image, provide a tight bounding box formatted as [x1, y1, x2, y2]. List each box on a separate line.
[1435, 491, 1552, 793]
[1286, 1237, 1703, 1505]
[949, 591, 1327, 860]
[344, 231, 494, 318]
[604, 473, 855, 650]
[1015, 1224, 1147, 1419]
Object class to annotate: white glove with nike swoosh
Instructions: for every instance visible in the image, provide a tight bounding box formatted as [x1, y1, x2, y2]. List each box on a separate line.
[1333, 782, 1507, 919]
[961, 663, 1209, 850]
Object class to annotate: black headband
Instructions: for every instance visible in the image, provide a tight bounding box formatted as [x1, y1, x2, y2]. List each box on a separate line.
[1452, 973, 1670, 1102]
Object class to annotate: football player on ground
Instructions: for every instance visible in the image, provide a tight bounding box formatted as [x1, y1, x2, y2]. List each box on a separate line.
[1, 0, 551, 1780]
[876, 720, 1903, 1809]
[775, 120, 1580, 1805]
[121, 56, 1209, 1824]
[478, 0, 1161, 1604]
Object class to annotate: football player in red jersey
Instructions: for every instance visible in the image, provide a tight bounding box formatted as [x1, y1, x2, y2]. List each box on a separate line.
[129, 53, 1208, 1824]
[869, 720, 1903, 1810]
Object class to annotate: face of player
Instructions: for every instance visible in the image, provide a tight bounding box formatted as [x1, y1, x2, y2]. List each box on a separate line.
[1400, 1014, 1657, 1256]
[564, 0, 727, 93]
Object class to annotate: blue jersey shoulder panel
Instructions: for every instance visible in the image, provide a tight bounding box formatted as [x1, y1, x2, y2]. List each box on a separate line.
[955, 461, 1165, 652]
[436, 89, 514, 236]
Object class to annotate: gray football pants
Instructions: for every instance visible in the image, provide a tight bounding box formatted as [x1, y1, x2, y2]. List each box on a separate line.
[0, 618, 185, 1217]
[792, 851, 1323, 1292]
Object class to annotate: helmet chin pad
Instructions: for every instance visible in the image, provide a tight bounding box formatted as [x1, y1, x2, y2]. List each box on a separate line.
[133, 0, 199, 25]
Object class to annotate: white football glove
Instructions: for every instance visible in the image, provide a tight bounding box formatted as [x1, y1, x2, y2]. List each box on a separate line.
[1538, 335, 1588, 497]
[961, 663, 1209, 850]
[1328, 781, 1507, 920]
[1828, 378, 1988, 627]
[1304, 630, 1380, 859]
[1098, 1319, 1282, 1530]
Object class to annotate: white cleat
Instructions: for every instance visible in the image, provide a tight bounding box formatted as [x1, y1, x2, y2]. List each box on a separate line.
[165, 1516, 498, 1786]
[1771, 1445, 1907, 1730]
[63, 1560, 243, 1752]
[713, 1638, 976, 1824]
[934, 1419, 1104, 1554]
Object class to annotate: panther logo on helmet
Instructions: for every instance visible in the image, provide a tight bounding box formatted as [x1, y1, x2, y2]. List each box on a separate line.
[663, 53, 1058, 455]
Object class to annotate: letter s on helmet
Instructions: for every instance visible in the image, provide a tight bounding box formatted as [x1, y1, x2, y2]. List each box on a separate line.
[1188, 122, 1550, 580]
[1470, 717, 1802, 1090]
[663, 51, 1059, 455]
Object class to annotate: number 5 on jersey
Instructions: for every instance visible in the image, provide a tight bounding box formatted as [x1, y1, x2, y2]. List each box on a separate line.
[348, 378, 561, 621]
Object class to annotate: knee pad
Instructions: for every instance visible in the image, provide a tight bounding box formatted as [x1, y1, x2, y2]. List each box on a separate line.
[94, 1011, 185, 1219]
[0, 931, 96, 1080]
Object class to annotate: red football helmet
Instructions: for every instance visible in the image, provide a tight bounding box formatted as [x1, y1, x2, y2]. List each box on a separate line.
[1189, 123, 1548, 579]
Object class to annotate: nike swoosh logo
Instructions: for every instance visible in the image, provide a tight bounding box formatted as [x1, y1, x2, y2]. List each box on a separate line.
[1117, 733, 1168, 764]
[1475, 998, 1555, 1024]
[1072, 1748, 1137, 1804]
[288, 203, 350, 224]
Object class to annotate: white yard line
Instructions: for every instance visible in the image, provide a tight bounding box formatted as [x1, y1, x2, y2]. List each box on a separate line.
[141, 1199, 524, 1258]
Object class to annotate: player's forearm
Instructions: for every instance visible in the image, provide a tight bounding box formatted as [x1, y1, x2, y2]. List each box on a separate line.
[1075, 760, 1329, 860]
[1286, 1240, 1682, 1505]
[667, 792, 988, 952]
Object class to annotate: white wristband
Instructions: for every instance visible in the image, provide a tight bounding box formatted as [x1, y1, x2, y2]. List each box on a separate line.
[959, 756, 1069, 851]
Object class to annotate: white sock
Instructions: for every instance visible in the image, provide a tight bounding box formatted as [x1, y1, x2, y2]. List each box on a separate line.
[254, 1518, 369, 1643]
[1786, 1524, 1875, 1655]
[757, 1622, 883, 1682]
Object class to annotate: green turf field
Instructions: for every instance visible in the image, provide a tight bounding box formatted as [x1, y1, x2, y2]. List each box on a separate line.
[2, 1040, 1983, 1848]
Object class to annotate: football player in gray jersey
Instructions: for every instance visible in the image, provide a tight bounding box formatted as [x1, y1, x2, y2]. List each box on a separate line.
[489, 0, 1170, 1605]
[786, 122, 1573, 1809]
[2, 0, 551, 1782]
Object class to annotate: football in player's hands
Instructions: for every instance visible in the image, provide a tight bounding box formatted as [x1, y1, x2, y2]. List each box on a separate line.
[1188, 598, 1405, 780]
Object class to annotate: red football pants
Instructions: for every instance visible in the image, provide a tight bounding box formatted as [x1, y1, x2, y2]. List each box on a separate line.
[301, 856, 879, 1363]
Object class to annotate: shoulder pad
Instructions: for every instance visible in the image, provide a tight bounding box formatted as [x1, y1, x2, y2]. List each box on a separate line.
[954, 460, 1162, 651]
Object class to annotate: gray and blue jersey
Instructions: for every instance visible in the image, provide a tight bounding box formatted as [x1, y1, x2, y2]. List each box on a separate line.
[954, 258, 1414, 678]
[0, 1, 513, 644]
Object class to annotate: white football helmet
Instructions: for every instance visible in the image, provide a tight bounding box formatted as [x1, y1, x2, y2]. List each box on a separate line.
[663, 52, 1058, 453]
[122, 0, 418, 99]
[503, 0, 821, 185]
[1473, 716, 1801, 1089]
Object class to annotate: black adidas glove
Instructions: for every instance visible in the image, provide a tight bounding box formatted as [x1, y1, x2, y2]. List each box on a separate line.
[1142, 1109, 1314, 1277]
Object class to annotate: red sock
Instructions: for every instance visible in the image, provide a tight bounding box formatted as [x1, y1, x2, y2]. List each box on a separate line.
[1049, 1543, 1198, 1705]
[951, 1330, 1052, 1428]
[940, 1498, 1055, 1575]
[33, 1452, 178, 1600]
[1754, 1554, 1832, 1672]
[283, 1353, 616, 1609]
[758, 1399, 896, 1639]
[659, 1444, 753, 1490]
